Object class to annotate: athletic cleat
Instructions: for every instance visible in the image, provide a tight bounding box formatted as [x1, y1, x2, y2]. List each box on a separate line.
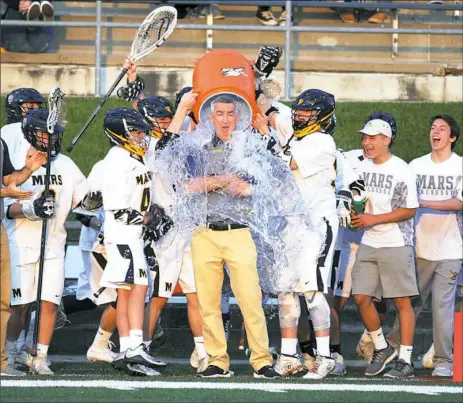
[127, 364, 161, 376]
[331, 352, 347, 376]
[432, 366, 452, 377]
[384, 359, 414, 379]
[274, 354, 304, 376]
[197, 365, 231, 378]
[253, 365, 281, 379]
[16, 349, 51, 367]
[0, 365, 26, 377]
[30, 356, 54, 375]
[302, 353, 316, 371]
[356, 337, 374, 363]
[302, 355, 336, 380]
[87, 342, 117, 363]
[365, 344, 397, 376]
[421, 343, 435, 369]
[112, 352, 128, 371]
[125, 344, 166, 368]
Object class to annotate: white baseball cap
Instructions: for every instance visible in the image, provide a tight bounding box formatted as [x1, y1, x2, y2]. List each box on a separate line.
[357, 119, 392, 138]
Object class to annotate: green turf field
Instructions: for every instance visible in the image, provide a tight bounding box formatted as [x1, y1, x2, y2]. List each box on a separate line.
[1, 97, 462, 176]
[1, 362, 462, 403]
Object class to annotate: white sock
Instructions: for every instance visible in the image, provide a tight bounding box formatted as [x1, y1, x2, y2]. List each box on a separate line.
[37, 343, 49, 357]
[399, 345, 413, 364]
[129, 329, 143, 350]
[119, 336, 131, 353]
[143, 340, 152, 349]
[194, 336, 207, 359]
[368, 328, 388, 351]
[315, 335, 330, 357]
[280, 338, 298, 356]
[221, 296, 230, 315]
[360, 328, 372, 343]
[93, 327, 112, 347]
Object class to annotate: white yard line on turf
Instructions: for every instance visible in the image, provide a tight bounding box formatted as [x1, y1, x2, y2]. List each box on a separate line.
[1, 380, 461, 395]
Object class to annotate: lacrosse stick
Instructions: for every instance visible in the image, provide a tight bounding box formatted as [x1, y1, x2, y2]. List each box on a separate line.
[67, 6, 178, 152]
[32, 86, 66, 356]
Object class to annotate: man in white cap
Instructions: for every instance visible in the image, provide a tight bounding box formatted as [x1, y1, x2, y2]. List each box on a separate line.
[350, 117, 419, 379]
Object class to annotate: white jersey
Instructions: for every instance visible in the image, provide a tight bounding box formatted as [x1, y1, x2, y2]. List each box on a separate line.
[2, 136, 88, 262]
[358, 155, 419, 248]
[335, 149, 359, 193]
[100, 146, 152, 244]
[1, 122, 22, 151]
[290, 132, 337, 215]
[410, 152, 463, 261]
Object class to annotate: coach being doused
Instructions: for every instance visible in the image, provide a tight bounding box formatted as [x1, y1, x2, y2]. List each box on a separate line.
[152, 93, 317, 379]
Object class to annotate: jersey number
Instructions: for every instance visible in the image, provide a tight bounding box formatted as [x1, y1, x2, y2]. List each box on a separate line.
[140, 187, 151, 213]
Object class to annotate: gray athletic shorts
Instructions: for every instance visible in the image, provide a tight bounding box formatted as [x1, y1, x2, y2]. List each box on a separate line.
[352, 244, 419, 300]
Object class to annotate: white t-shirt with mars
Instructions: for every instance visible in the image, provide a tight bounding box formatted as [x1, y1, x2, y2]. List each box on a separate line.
[410, 152, 462, 261]
[358, 155, 419, 248]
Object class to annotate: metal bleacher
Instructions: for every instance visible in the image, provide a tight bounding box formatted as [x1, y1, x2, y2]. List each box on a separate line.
[2, 0, 462, 77]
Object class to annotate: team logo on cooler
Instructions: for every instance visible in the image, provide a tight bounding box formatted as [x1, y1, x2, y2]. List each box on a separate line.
[221, 67, 248, 77]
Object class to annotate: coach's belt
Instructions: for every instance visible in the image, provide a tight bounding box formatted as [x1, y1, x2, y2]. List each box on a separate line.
[206, 222, 248, 231]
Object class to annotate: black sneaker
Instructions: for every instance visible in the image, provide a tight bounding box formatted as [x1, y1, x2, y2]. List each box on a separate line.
[253, 365, 281, 379]
[365, 344, 397, 376]
[197, 365, 231, 378]
[222, 313, 231, 341]
[384, 359, 415, 379]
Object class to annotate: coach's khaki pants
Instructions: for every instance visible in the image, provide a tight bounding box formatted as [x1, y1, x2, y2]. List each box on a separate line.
[191, 228, 272, 372]
[0, 224, 11, 369]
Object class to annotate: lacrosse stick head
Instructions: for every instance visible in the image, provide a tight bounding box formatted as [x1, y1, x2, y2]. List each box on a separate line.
[259, 79, 283, 103]
[129, 6, 177, 62]
[47, 86, 67, 134]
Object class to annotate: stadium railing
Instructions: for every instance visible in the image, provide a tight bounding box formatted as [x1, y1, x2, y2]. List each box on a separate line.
[1, 1, 462, 100]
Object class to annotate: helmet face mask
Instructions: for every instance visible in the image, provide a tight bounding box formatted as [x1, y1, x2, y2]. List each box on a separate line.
[291, 89, 335, 138]
[6, 88, 46, 124]
[104, 108, 151, 157]
[22, 109, 63, 160]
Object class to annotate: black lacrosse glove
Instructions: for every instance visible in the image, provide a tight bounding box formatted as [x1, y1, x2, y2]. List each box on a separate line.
[143, 203, 174, 242]
[117, 75, 145, 102]
[255, 46, 283, 78]
[79, 190, 103, 211]
[33, 195, 55, 219]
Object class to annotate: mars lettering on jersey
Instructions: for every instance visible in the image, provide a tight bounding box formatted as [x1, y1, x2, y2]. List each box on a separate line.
[32, 174, 63, 186]
[416, 174, 462, 197]
[362, 172, 393, 195]
[136, 171, 152, 185]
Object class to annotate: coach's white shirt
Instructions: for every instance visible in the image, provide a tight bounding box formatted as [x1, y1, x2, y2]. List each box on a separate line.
[410, 152, 463, 261]
[358, 155, 418, 248]
[101, 146, 152, 244]
[3, 136, 88, 262]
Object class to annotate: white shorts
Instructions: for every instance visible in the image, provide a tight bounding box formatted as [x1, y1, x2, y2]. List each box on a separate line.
[10, 247, 64, 306]
[78, 246, 118, 305]
[334, 242, 359, 298]
[150, 233, 196, 298]
[101, 239, 149, 290]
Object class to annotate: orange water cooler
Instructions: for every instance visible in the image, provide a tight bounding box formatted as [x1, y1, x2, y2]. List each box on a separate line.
[453, 304, 463, 383]
[192, 49, 259, 129]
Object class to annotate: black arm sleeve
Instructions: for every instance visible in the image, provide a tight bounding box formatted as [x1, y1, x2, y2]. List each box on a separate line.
[2, 138, 16, 178]
[75, 213, 92, 228]
[155, 131, 180, 151]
